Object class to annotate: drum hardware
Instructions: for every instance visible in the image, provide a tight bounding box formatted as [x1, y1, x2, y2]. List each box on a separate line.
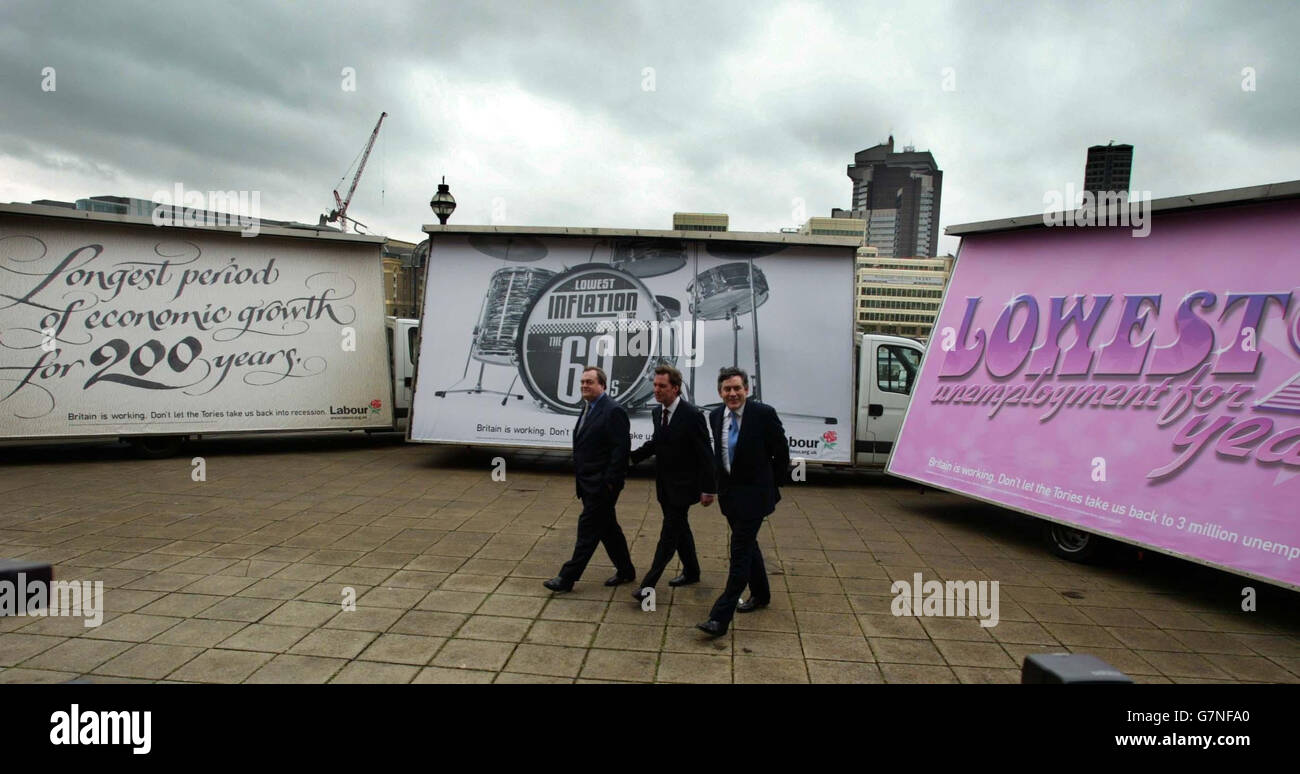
[705, 244, 784, 402]
[689, 243, 700, 397]
[586, 239, 605, 264]
[436, 267, 555, 405]
[686, 260, 770, 399]
[655, 295, 681, 318]
[748, 258, 763, 401]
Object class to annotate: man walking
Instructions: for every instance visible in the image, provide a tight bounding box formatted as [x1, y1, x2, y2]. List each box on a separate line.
[697, 367, 790, 637]
[629, 365, 716, 603]
[545, 366, 636, 592]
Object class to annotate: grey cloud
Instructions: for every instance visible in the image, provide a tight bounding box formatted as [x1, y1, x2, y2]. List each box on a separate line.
[0, 0, 1296, 248]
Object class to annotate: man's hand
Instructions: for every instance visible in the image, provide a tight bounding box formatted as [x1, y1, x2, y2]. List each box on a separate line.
[700, 494, 715, 507]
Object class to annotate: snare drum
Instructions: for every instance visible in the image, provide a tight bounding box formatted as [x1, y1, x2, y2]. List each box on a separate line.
[687, 262, 770, 320]
[471, 267, 556, 365]
[610, 239, 687, 278]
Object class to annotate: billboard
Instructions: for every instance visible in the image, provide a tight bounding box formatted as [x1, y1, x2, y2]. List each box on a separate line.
[0, 212, 392, 438]
[410, 232, 855, 461]
[888, 199, 1300, 590]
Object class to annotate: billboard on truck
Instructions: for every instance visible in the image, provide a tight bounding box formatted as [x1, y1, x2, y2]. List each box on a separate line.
[410, 229, 856, 462]
[0, 206, 392, 438]
[888, 188, 1300, 590]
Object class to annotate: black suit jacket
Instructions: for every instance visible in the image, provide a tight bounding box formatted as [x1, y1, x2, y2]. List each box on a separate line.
[709, 400, 790, 520]
[572, 393, 631, 499]
[630, 399, 717, 507]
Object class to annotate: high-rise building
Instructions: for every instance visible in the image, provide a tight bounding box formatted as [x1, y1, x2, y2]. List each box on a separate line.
[855, 251, 955, 342]
[1084, 142, 1133, 195]
[672, 212, 728, 232]
[846, 136, 942, 258]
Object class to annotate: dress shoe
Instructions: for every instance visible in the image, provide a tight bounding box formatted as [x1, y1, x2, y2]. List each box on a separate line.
[543, 577, 574, 592]
[604, 573, 636, 587]
[736, 598, 770, 613]
[668, 574, 700, 587]
[695, 620, 728, 637]
[632, 587, 653, 603]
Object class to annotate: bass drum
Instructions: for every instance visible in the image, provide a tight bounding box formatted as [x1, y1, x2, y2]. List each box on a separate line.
[516, 264, 677, 415]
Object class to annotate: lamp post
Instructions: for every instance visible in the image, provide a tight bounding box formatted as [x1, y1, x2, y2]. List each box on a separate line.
[419, 178, 455, 323]
[430, 177, 456, 225]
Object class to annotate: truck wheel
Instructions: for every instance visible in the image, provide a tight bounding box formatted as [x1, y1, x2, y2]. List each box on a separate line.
[1044, 523, 1102, 562]
[128, 435, 185, 459]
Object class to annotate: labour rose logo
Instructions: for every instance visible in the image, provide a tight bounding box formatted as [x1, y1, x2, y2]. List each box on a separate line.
[822, 430, 837, 450]
[369, 399, 382, 414]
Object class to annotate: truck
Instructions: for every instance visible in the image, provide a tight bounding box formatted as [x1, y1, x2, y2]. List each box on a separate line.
[405, 226, 924, 469]
[887, 180, 1300, 591]
[0, 202, 420, 456]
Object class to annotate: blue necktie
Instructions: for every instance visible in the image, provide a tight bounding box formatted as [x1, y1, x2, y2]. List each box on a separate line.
[727, 411, 740, 468]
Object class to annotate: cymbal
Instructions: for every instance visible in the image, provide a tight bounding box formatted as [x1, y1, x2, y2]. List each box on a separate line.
[468, 235, 548, 262]
[705, 242, 786, 259]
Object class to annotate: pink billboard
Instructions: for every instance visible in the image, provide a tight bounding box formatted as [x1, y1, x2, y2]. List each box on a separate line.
[888, 197, 1300, 590]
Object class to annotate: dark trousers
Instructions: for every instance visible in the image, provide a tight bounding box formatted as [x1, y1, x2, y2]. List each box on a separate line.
[640, 502, 699, 588]
[707, 511, 770, 625]
[559, 490, 634, 584]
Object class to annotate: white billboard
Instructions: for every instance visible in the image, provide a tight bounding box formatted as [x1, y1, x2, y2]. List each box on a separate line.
[0, 212, 391, 438]
[410, 232, 855, 462]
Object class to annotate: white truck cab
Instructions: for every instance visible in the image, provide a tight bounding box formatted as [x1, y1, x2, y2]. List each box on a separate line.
[855, 333, 924, 467]
[386, 316, 420, 422]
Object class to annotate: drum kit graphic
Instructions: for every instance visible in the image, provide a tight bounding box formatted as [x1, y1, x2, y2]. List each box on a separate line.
[435, 235, 782, 415]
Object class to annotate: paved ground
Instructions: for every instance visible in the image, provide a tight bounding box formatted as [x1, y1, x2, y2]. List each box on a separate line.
[1, 433, 1297, 684]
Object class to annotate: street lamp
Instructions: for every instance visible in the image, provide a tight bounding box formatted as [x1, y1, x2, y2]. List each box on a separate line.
[430, 176, 456, 225]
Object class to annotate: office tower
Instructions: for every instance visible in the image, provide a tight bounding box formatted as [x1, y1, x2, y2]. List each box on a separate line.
[846, 136, 942, 258]
[1084, 142, 1133, 195]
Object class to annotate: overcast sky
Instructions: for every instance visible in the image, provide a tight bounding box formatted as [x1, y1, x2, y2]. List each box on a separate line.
[1, 0, 1296, 254]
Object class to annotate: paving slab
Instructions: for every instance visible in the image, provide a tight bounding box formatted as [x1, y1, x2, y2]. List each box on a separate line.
[1, 437, 1296, 684]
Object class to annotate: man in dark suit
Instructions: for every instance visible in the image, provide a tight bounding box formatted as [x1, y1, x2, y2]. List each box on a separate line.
[629, 364, 716, 603]
[545, 366, 636, 592]
[697, 366, 790, 637]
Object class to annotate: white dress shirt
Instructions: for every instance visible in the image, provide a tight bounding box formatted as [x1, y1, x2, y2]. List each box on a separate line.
[721, 400, 745, 474]
[660, 395, 681, 427]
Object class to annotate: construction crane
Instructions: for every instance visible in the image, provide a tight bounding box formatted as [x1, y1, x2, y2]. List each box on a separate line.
[322, 111, 387, 233]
